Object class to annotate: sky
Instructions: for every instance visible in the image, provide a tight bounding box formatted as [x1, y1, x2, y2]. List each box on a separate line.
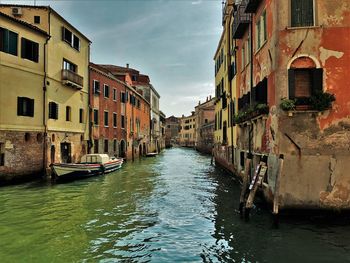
[3, 0, 222, 117]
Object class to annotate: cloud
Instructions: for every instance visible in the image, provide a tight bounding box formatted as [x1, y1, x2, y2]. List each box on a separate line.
[191, 0, 203, 5]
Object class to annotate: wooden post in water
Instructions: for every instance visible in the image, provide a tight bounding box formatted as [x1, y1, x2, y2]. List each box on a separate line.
[272, 154, 284, 226]
[239, 153, 252, 217]
[245, 157, 268, 221]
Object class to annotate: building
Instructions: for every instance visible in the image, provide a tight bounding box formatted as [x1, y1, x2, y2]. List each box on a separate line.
[215, 0, 350, 210]
[0, 12, 49, 181]
[195, 96, 215, 154]
[179, 113, 196, 147]
[0, 4, 91, 180]
[98, 64, 151, 160]
[165, 116, 180, 148]
[89, 63, 124, 157]
[99, 64, 163, 154]
[213, 0, 237, 172]
[159, 111, 166, 150]
[0, 4, 91, 170]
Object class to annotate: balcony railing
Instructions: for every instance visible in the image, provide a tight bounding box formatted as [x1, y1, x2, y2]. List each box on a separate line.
[61, 69, 83, 89]
[243, 0, 261, 13]
[232, 4, 251, 39]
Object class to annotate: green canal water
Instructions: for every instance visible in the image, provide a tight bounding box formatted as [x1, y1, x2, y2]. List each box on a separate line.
[1, 148, 350, 262]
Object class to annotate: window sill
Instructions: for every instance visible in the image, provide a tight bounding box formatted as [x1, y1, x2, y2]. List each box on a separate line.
[285, 25, 321, 31]
[255, 40, 267, 55]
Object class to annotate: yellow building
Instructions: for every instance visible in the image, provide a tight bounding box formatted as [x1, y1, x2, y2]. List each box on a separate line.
[0, 4, 91, 178]
[0, 12, 49, 180]
[213, 0, 237, 172]
[178, 113, 196, 147]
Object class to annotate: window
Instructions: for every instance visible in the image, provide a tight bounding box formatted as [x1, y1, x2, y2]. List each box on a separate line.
[132, 75, 137, 81]
[34, 16, 40, 24]
[113, 113, 117, 128]
[93, 80, 100, 94]
[120, 92, 126, 103]
[48, 102, 58, 119]
[104, 139, 108, 153]
[0, 143, 4, 166]
[21, 38, 39, 62]
[63, 59, 77, 72]
[104, 84, 110, 98]
[256, 11, 267, 50]
[288, 68, 323, 101]
[113, 139, 117, 152]
[94, 139, 99, 153]
[93, 109, 99, 125]
[17, 97, 34, 117]
[121, 115, 125, 129]
[62, 27, 80, 51]
[113, 89, 117, 101]
[79, 109, 84, 123]
[0, 27, 18, 56]
[66, 106, 71, 121]
[104, 111, 109, 127]
[291, 0, 314, 27]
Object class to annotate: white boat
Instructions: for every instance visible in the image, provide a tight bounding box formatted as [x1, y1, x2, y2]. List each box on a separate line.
[52, 154, 123, 181]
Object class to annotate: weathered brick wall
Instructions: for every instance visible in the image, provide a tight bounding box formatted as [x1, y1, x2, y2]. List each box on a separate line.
[0, 131, 44, 180]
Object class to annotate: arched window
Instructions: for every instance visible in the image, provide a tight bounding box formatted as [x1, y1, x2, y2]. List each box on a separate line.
[288, 57, 323, 105]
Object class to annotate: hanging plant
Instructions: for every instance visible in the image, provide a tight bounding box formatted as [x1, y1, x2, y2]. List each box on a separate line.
[310, 91, 335, 111]
[280, 98, 296, 111]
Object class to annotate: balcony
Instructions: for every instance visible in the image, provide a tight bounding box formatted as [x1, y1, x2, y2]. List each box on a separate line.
[61, 69, 83, 89]
[243, 0, 261, 13]
[232, 4, 251, 39]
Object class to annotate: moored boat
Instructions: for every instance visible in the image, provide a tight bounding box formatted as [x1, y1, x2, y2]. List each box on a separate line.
[52, 154, 123, 181]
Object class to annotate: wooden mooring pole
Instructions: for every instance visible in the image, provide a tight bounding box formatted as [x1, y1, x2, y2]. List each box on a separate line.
[272, 154, 284, 226]
[245, 159, 268, 221]
[239, 153, 252, 217]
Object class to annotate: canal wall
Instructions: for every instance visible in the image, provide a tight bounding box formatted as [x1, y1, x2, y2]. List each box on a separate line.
[0, 131, 44, 182]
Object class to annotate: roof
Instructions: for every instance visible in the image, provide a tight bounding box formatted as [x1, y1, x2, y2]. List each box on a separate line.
[0, 11, 49, 37]
[0, 4, 91, 42]
[98, 64, 140, 75]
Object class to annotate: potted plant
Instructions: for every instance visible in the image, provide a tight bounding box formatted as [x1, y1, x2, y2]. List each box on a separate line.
[310, 91, 335, 111]
[255, 103, 269, 115]
[280, 98, 296, 111]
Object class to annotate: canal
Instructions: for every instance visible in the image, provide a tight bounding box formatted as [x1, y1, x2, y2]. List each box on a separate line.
[1, 148, 350, 262]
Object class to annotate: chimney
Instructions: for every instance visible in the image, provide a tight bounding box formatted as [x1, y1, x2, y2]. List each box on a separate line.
[206, 96, 208, 102]
[198, 101, 201, 105]
[126, 63, 129, 68]
[209, 95, 212, 100]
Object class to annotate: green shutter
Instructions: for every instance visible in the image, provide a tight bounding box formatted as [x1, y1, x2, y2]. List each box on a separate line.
[33, 42, 39, 63]
[9, 31, 18, 56]
[21, 38, 26, 58]
[312, 68, 323, 95]
[17, 97, 23, 116]
[29, 99, 34, 117]
[288, 69, 296, 99]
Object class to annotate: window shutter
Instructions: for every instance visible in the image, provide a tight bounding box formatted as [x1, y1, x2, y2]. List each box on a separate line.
[21, 38, 26, 58]
[312, 68, 323, 95]
[55, 103, 58, 119]
[29, 99, 34, 117]
[17, 97, 23, 116]
[62, 27, 65, 41]
[33, 42, 39, 63]
[288, 69, 296, 99]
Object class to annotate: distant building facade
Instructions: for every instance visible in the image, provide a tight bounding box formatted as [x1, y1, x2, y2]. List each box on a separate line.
[195, 97, 215, 154]
[165, 116, 180, 148]
[179, 113, 196, 147]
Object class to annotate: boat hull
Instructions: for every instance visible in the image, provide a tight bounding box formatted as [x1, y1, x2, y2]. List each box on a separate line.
[52, 159, 123, 182]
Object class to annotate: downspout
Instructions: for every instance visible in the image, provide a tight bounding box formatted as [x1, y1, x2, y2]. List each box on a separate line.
[43, 8, 52, 175]
[249, 15, 253, 156]
[88, 45, 92, 153]
[228, 6, 234, 167]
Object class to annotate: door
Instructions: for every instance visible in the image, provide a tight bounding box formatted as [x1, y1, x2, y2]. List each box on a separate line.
[61, 143, 71, 163]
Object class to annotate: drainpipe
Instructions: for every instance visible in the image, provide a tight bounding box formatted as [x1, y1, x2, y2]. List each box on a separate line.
[228, 5, 234, 168]
[249, 15, 253, 156]
[43, 9, 52, 175]
[88, 46, 92, 154]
